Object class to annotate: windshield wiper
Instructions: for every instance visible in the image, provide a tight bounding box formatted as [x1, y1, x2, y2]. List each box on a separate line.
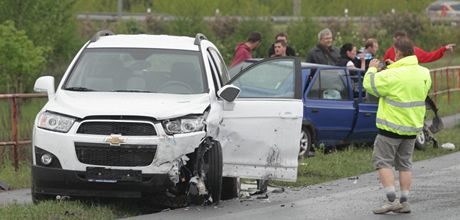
[114, 89, 154, 93]
[65, 87, 95, 91]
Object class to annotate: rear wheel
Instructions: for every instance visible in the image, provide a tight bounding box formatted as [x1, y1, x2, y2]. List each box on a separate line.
[299, 127, 312, 159]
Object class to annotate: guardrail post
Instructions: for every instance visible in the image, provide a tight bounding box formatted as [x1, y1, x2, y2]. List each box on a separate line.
[458, 68, 460, 101]
[10, 97, 19, 171]
[433, 70, 438, 104]
[447, 68, 451, 105]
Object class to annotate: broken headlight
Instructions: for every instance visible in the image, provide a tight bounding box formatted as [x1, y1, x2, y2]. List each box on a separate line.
[37, 111, 76, 133]
[162, 115, 204, 135]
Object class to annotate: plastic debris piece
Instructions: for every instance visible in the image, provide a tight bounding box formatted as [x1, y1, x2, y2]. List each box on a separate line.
[441, 142, 455, 150]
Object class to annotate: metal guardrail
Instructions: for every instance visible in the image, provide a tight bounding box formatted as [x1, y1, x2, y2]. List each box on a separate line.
[0, 93, 47, 171]
[76, 13, 460, 24]
[430, 66, 460, 105]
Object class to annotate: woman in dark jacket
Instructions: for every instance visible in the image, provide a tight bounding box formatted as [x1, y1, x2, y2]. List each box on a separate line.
[338, 43, 364, 70]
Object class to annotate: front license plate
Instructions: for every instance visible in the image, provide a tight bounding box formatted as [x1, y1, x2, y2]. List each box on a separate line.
[86, 167, 142, 183]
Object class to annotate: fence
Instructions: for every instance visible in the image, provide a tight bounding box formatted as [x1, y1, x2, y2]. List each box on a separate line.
[430, 66, 460, 106]
[0, 93, 47, 171]
[1, 66, 460, 171]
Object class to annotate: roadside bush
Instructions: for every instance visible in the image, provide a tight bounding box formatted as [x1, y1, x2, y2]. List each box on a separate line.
[114, 19, 146, 34]
[208, 17, 239, 41]
[145, 15, 169, 34]
[286, 18, 321, 58]
[0, 21, 48, 93]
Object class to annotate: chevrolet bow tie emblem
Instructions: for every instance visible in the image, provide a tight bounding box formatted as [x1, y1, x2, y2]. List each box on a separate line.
[104, 134, 125, 146]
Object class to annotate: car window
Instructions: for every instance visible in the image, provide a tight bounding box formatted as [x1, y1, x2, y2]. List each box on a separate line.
[208, 48, 230, 84]
[64, 48, 205, 94]
[349, 71, 379, 103]
[228, 61, 253, 79]
[231, 59, 295, 98]
[307, 69, 349, 100]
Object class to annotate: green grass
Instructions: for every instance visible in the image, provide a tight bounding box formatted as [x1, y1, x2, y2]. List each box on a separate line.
[0, 200, 123, 220]
[0, 158, 31, 189]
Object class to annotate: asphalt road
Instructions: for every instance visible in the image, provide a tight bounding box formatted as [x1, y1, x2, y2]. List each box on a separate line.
[125, 151, 460, 220]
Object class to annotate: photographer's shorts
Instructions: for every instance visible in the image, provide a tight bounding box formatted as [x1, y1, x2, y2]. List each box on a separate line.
[372, 134, 415, 171]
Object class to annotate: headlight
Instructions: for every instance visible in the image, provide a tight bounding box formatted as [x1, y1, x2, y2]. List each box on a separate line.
[163, 116, 204, 135]
[37, 112, 76, 133]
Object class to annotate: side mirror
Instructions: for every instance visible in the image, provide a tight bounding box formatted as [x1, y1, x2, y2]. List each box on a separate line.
[217, 85, 240, 102]
[34, 76, 55, 99]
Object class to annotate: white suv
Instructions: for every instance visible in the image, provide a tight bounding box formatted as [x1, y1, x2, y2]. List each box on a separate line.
[32, 31, 303, 204]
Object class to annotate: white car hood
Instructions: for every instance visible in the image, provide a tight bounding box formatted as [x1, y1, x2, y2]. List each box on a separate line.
[44, 91, 211, 119]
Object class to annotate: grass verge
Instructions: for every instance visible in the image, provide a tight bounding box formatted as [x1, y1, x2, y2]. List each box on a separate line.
[0, 158, 31, 189]
[0, 200, 140, 220]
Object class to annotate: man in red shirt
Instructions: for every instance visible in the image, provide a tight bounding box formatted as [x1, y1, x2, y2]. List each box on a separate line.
[230, 32, 262, 67]
[383, 31, 455, 64]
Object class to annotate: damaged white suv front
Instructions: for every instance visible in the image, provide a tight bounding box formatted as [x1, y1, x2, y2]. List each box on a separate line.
[32, 31, 303, 205]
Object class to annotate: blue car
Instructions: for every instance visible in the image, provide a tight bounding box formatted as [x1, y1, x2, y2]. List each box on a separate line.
[230, 59, 379, 156]
[231, 58, 436, 157]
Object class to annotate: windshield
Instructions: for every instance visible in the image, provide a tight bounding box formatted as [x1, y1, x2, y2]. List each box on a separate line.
[64, 48, 205, 94]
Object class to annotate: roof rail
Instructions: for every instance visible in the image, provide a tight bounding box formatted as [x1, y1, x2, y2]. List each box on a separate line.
[90, 30, 114, 42]
[194, 33, 207, 45]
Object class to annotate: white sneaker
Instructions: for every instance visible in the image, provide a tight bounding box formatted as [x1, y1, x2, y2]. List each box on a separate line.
[394, 201, 411, 213]
[373, 200, 401, 214]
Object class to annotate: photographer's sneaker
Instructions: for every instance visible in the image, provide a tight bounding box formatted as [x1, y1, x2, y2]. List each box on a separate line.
[393, 201, 411, 213]
[373, 200, 401, 214]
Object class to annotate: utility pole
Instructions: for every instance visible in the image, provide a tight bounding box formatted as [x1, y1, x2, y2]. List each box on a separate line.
[293, 0, 301, 16]
[117, 0, 123, 17]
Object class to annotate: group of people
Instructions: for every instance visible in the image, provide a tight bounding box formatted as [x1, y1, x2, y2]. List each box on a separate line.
[229, 31, 296, 67]
[229, 29, 455, 215]
[230, 28, 455, 70]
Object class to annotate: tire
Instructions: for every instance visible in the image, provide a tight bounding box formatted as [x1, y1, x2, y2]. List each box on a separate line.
[221, 177, 239, 200]
[203, 141, 223, 204]
[415, 130, 427, 150]
[299, 127, 312, 159]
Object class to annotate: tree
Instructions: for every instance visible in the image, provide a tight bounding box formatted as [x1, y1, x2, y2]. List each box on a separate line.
[0, 0, 81, 80]
[0, 21, 47, 93]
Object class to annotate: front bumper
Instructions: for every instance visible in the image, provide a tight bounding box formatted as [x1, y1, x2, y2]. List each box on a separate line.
[32, 165, 173, 198]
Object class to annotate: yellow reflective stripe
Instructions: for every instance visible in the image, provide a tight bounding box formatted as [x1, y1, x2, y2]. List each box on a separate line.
[376, 118, 422, 133]
[369, 73, 381, 97]
[383, 98, 425, 108]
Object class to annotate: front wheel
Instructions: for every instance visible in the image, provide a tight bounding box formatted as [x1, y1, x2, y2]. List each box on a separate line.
[203, 141, 223, 203]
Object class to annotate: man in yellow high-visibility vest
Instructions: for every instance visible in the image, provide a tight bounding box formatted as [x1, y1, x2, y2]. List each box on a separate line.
[363, 38, 432, 214]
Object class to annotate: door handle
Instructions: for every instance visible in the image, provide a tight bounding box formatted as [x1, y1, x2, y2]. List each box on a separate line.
[279, 112, 299, 119]
[311, 108, 319, 113]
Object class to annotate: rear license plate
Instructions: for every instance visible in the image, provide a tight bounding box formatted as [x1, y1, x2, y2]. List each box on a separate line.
[86, 167, 142, 183]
